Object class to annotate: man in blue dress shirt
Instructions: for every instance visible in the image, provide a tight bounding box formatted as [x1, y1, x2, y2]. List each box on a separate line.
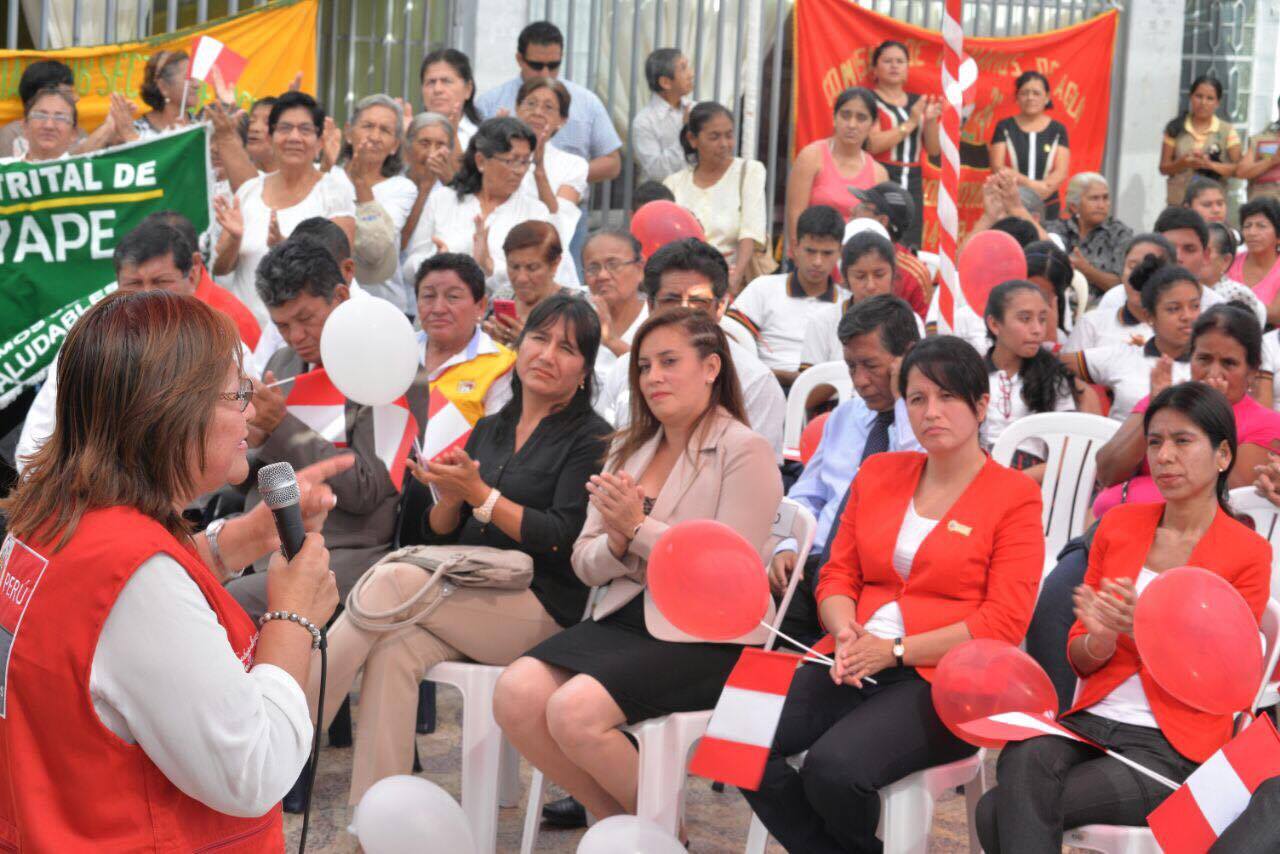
[774, 295, 923, 642]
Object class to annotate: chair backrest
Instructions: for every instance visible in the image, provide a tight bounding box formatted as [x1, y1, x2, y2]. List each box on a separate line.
[1068, 269, 1089, 324]
[990, 412, 1119, 568]
[1228, 487, 1280, 599]
[767, 498, 818, 650]
[916, 251, 940, 283]
[1253, 598, 1280, 714]
[782, 361, 853, 461]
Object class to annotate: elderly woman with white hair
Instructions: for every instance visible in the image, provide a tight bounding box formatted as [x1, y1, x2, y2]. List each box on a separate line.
[1047, 172, 1134, 296]
[328, 94, 419, 311]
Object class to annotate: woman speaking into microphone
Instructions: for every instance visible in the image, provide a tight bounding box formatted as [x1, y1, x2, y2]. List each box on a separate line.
[0, 290, 343, 851]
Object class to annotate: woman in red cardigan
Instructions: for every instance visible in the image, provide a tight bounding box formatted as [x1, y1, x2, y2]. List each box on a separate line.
[976, 381, 1272, 852]
[741, 336, 1045, 853]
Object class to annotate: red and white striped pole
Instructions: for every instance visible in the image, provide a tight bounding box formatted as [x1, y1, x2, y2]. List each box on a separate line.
[937, 0, 965, 331]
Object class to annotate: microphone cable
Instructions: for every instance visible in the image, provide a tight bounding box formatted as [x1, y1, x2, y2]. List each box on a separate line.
[297, 631, 326, 854]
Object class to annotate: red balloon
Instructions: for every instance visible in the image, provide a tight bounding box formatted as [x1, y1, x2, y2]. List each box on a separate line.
[647, 519, 769, 641]
[1133, 566, 1263, 714]
[958, 230, 1027, 313]
[630, 201, 706, 259]
[932, 639, 1058, 748]
[799, 412, 830, 466]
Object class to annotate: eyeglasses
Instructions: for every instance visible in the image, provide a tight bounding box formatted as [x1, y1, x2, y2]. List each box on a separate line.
[522, 57, 562, 72]
[218, 377, 254, 412]
[584, 258, 640, 279]
[490, 154, 533, 171]
[655, 294, 717, 311]
[274, 122, 319, 138]
[28, 110, 73, 126]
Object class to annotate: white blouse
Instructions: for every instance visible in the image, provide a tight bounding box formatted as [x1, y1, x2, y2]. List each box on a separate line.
[89, 555, 312, 816]
[663, 158, 767, 259]
[864, 501, 939, 641]
[1078, 344, 1192, 422]
[1089, 568, 1160, 728]
[982, 367, 1077, 457]
[226, 170, 357, 327]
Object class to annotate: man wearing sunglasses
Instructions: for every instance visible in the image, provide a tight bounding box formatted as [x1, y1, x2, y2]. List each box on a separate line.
[474, 21, 623, 273]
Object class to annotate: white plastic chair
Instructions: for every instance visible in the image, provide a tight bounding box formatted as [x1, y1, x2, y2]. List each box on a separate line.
[519, 500, 817, 850]
[1229, 486, 1280, 598]
[1069, 269, 1089, 325]
[990, 412, 1119, 574]
[782, 361, 853, 462]
[1066, 598, 1280, 853]
[916, 250, 941, 284]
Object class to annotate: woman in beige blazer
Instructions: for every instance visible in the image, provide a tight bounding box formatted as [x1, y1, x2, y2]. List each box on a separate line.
[494, 307, 782, 824]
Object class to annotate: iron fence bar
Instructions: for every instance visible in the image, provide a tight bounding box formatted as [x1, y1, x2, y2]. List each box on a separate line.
[693, 0, 705, 100]
[71, 0, 81, 45]
[621, 0, 644, 217]
[766, 0, 785, 256]
[733, 0, 746, 128]
[565, 0, 576, 79]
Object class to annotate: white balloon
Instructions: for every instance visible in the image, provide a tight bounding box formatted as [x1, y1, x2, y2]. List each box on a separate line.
[349, 776, 474, 854]
[576, 815, 685, 854]
[319, 297, 419, 406]
[842, 216, 892, 248]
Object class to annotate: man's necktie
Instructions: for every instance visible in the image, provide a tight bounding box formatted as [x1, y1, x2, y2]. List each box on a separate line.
[860, 408, 896, 462]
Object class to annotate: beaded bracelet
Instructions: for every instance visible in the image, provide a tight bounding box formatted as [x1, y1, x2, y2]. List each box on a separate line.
[259, 610, 322, 650]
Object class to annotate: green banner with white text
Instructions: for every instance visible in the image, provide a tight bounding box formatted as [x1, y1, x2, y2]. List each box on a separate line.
[0, 125, 210, 408]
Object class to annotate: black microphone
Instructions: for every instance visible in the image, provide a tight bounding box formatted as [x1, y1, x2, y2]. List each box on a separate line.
[258, 462, 306, 560]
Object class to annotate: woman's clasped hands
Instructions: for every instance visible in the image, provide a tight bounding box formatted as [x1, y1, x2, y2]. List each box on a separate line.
[1073, 577, 1138, 658]
[831, 620, 894, 688]
[408, 447, 490, 507]
[587, 471, 646, 558]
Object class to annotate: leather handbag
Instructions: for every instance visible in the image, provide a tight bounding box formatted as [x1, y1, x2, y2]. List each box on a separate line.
[344, 544, 533, 631]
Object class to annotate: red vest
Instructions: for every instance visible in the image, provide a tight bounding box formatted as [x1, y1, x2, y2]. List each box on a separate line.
[0, 507, 284, 852]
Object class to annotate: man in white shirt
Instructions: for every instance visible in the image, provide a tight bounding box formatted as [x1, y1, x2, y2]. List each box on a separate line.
[728, 205, 849, 387]
[597, 237, 786, 461]
[632, 48, 694, 183]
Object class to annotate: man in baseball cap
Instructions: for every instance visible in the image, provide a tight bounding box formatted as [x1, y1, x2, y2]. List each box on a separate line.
[852, 181, 932, 315]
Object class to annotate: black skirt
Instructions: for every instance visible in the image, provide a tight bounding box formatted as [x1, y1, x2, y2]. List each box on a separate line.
[525, 595, 746, 724]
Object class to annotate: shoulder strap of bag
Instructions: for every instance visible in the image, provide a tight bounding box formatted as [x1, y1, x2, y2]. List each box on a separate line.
[343, 549, 467, 632]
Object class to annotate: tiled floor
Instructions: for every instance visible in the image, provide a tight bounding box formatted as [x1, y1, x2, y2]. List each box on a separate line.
[284, 684, 991, 853]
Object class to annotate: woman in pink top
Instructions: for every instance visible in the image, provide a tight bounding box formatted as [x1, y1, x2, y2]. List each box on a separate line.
[1229, 198, 1280, 323]
[786, 87, 888, 252]
[1091, 304, 1280, 518]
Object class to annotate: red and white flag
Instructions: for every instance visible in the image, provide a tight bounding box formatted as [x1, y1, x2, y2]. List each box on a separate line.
[956, 711, 1089, 746]
[422, 387, 472, 461]
[372, 397, 418, 492]
[285, 369, 347, 448]
[689, 649, 802, 790]
[1148, 715, 1280, 854]
[188, 35, 249, 87]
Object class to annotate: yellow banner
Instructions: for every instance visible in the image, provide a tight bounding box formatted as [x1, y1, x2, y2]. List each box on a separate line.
[0, 0, 317, 131]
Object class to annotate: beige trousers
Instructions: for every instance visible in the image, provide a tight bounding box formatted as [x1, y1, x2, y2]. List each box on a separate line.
[307, 559, 562, 805]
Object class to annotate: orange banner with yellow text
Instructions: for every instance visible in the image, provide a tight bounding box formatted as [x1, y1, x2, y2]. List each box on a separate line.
[0, 0, 316, 132]
[794, 0, 1117, 249]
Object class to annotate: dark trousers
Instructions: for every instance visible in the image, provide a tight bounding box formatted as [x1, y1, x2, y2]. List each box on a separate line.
[1025, 536, 1090, 712]
[777, 554, 824, 647]
[975, 712, 1197, 854]
[1213, 776, 1280, 852]
[740, 663, 977, 853]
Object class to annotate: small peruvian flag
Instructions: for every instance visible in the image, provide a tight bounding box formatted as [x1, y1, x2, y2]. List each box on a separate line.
[372, 398, 418, 492]
[955, 710, 1088, 746]
[285, 369, 347, 448]
[689, 649, 802, 791]
[1147, 715, 1280, 854]
[188, 35, 249, 87]
[422, 387, 472, 461]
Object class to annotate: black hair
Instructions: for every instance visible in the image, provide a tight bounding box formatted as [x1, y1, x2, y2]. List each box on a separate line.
[645, 48, 684, 93]
[1207, 221, 1237, 259]
[113, 222, 194, 278]
[140, 50, 186, 113]
[256, 237, 345, 308]
[414, 252, 487, 302]
[796, 205, 846, 244]
[1023, 240, 1073, 332]
[584, 228, 642, 260]
[449, 117, 538, 199]
[1143, 381, 1236, 512]
[871, 40, 909, 67]
[138, 210, 198, 262]
[500, 294, 601, 432]
[250, 96, 278, 114]
[841, 231, 896, 277]
[267, 91, 325, 136]
[833, 87, 878, 122]
[641, 238, 730, 302]
[837, 293, 920, 353]
[984, 280, 1076, 413]
[990, 217, 1039, 248]
[518, 21, 564, 54]
[1138, 263, 1199, 317]
[419, 48, 481, 125]
[1192, 303, 1262, 370]
[1164, 75, 1224, 139]
[1240, 197, 1280, 239]
[897, 335, 989, 414]
[1154, 205, 1209, 250]
[1014, 70, 1054, 110]
[632, 180, 676, 211]
[291, 217, 351, 264]
[679, 101, 734, 166]
[1123, 232, 1176, 272]
[1183, 175, 1226, 210]
[18, 60, 73, 104]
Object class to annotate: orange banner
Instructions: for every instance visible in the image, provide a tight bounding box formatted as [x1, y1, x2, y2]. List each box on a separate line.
[794, 0, 1118, 249]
